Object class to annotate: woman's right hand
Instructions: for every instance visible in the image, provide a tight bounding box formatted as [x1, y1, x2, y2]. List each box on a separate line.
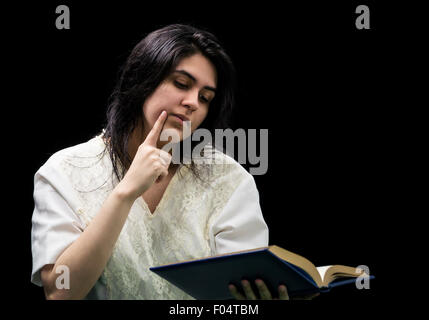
[117, 110, 172, 201]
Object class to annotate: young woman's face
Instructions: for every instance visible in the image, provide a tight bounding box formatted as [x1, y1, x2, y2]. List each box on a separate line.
[142, 53, 217, 145]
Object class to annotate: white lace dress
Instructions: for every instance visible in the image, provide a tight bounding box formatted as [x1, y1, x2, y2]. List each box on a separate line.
[31, 133, 268, 299]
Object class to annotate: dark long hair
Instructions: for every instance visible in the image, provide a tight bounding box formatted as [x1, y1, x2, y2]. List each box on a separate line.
[103, 24, 236, 181]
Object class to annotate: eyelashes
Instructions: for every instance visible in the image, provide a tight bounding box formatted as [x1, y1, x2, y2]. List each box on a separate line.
[174, 80, 212, 104]
[174, 80, 188, 89]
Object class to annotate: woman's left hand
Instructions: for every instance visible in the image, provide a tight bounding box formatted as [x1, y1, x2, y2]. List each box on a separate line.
[228, 279, 320, 300]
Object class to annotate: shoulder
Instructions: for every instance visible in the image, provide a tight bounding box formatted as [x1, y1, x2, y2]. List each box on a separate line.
[44, 133, 106, 165]
[36, 133, 112, 191]
[193, 144, 254, 188]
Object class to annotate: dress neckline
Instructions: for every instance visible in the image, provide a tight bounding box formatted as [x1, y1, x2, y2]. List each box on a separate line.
[136, 164, 187, 217]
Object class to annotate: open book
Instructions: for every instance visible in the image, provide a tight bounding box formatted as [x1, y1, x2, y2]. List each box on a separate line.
[150, 245, 372, 300]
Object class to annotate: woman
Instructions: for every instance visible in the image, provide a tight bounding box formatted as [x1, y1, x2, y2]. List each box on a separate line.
[31, 24, 287, 300]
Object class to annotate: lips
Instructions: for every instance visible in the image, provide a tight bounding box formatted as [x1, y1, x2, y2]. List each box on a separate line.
[172, 114, 190, 122]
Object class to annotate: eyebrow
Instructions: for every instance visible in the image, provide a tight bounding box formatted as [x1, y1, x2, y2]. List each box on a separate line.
[173, 70, 217, 93]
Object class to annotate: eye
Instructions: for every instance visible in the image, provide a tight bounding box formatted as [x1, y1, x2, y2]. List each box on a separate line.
[174, 80, 188, 89]
[199, 94, 210, 104]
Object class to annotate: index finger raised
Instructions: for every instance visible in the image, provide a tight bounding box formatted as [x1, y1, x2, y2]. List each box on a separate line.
[144, 111, 167, 146]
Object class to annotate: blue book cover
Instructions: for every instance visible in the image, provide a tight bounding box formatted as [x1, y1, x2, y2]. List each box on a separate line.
[150, 246, 373, 300]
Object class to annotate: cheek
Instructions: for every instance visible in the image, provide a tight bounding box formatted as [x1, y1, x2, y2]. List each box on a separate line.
[142, 99, 158, 126]
[143, 85, 176, 120]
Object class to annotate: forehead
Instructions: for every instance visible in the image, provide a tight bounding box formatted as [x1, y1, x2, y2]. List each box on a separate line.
[175, 53, 217, 88]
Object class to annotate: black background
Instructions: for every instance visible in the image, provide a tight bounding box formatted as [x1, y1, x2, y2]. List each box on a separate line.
[5, 0, 420, 313]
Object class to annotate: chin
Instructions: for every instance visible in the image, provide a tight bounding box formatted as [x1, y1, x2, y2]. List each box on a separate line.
[160, 127, 183, 144]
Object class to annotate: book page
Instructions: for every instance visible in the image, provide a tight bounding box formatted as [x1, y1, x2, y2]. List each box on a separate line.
[318, 265, 364, 286]
[316, 266, 332, 284]
[268, 246, 323, 287]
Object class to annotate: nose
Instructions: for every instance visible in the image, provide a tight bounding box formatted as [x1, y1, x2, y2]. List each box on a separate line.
[181, 90, 199, 112]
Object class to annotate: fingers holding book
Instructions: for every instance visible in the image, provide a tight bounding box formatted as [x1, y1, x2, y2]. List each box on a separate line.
[228, 279, 291, 300]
